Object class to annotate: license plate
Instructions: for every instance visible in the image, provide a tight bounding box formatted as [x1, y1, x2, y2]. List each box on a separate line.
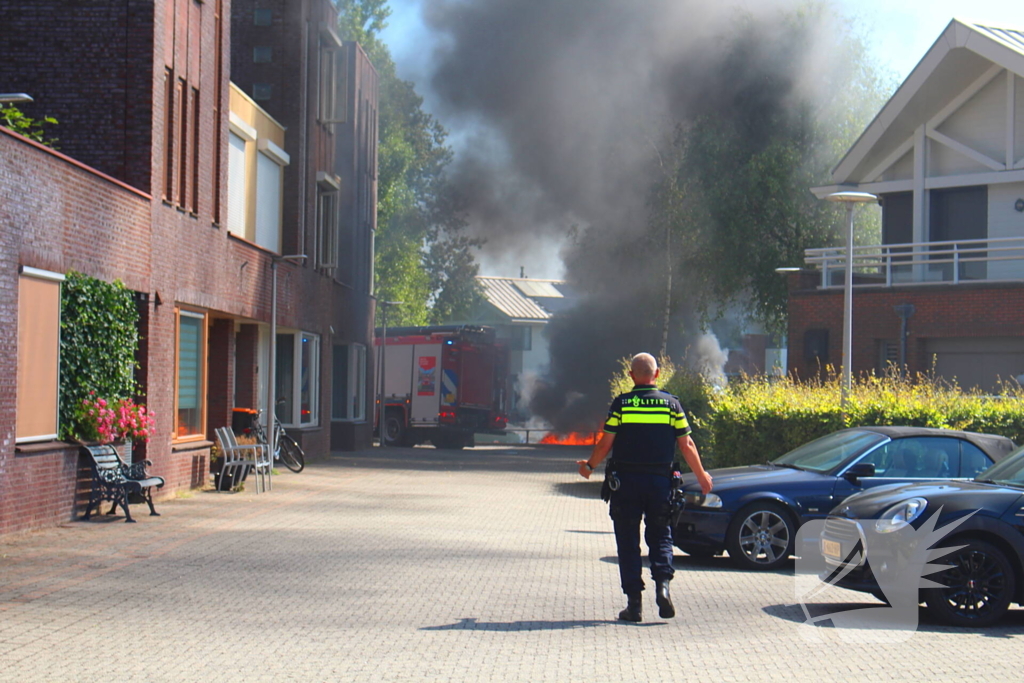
[821, 539, 842, 559]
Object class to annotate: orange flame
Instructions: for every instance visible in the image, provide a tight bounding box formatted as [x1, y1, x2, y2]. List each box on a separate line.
[540, 431, 600, 445]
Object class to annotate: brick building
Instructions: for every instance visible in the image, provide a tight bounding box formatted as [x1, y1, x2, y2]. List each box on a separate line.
[0, 0, 377, 536]
[788, 19, 1024, 392]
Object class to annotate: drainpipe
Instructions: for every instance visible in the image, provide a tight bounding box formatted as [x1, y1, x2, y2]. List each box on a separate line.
[894, 304, 915, 376]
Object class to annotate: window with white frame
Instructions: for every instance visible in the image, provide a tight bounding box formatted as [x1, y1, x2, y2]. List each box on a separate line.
[316, 172, 339, 270]
[227, 111, 257, 239]
[332, 343, 366, 421]
[318, 23, 344, 124]
[16, 267, 65, 443]
[276, 331, 320, 427]
[255, 138, 289, 253]
[227, 131, 247, 236]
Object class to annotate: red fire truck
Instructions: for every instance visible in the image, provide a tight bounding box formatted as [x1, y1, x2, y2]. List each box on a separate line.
[375, 325, 510, 448]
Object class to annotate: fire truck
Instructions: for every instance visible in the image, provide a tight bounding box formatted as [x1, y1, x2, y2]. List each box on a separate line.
[375, 325, 510, 448]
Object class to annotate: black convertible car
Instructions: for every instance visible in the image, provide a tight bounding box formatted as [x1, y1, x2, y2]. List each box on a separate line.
[674, 426, 1014, 570]
[819, 445, 1024, 626]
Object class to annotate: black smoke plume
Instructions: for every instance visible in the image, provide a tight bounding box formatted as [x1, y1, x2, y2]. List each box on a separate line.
[415, 0, 855, 429]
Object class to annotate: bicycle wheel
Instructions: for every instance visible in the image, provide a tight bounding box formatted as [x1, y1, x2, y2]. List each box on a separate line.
[278, 433, 305, 473]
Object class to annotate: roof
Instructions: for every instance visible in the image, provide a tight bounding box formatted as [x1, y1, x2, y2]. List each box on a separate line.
[476, 276, 568, 323]
[856, 426, 1016, 461]
[820, 18, 1024, 192]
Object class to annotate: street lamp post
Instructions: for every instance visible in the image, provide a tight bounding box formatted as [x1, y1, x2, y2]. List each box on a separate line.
[825, 191, 877, 410]
[0, 93, 33, 104]
[269, 254, 307, 460]
[377, 301, 403, 447]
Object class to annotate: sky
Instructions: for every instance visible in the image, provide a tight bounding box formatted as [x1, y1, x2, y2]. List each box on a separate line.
[378, 0, 1024, 279]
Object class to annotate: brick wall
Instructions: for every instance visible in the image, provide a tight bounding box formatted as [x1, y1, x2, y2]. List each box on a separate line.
[1, 0, 376, 537]
[0, 0, 155, 191]
[0, 129, 152, 535]
[787, 275, 1024, 381]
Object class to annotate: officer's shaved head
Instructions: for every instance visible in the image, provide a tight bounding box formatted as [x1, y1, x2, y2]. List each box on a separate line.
[630, 353, 658, 383]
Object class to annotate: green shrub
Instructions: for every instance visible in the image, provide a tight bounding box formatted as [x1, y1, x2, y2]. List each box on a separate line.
[608, 358, 1024, 470]
[59, 271, 140, 441]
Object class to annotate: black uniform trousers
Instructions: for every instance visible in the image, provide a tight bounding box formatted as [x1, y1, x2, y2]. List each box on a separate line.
[608, 471, 675, 595]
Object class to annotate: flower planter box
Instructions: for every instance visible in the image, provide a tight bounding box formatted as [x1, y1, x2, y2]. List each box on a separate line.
[213, 464, 251, 491]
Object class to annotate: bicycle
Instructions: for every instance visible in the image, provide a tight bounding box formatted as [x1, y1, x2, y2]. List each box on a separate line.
[249, 410, 306, 473]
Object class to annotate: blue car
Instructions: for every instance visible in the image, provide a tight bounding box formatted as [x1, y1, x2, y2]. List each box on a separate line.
[673, 426, 1015, 570]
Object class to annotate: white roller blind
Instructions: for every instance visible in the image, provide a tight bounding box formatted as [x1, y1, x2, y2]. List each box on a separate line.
[255, 151, 282, 252]
[227, 132, 247, 237]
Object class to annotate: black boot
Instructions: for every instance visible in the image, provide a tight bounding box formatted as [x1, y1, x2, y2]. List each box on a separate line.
[618, 593, 642, 622]
[655, 580, 675, 619]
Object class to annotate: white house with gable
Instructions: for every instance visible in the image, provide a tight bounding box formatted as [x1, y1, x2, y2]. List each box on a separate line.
[786, 19, 1024, 391]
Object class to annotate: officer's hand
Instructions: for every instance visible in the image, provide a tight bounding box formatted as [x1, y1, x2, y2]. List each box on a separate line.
[577, 461, 593, 479]
[697, 471, 713, 495]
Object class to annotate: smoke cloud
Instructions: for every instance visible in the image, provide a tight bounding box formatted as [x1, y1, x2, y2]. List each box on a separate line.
[406, 0, 855, 428]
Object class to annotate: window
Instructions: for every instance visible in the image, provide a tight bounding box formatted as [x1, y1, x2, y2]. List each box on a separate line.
[16, 267, 65, 443]
[877, 340, 898, 372]
[253, 8, 272, 26]
[318, 24, 344, 123]
[163, 67, 175, 200]
[316, 173, 339, 269]
[864, 437, 961, 479]
[211, 0, 224, 225]
[253, 47, 272, 63]
[177, 77, 189, 207]
[961, 442, 992, 478]
[255, 141, 289, 252]
[332, 344, 366, 421]
[227, 131, 247, 236]
[175, 309, 207, 439]
[191, 86, 200, 214]
[276, 331, 320, 427]
[930, 185, 988, 280]
[252, 83, 272, 101]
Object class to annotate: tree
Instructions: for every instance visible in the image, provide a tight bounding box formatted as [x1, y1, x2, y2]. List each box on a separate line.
[649, 6, 894, 335]
[0, 105, 58, 147]
[424, 229, 485, 323]
[337, 0, 484, 326]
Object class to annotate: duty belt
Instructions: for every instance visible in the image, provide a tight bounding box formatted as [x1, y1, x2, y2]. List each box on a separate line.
[611, 461, 674, 477]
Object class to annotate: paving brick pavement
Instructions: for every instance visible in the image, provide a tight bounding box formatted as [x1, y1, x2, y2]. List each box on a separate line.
[0, 444, 1022, 682]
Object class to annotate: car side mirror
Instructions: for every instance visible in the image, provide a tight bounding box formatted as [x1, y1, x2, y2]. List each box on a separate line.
[844, 462, 875, 483]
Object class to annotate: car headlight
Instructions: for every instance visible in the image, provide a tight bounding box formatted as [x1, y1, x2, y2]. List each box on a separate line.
[683, 492, 723, 509]
[875, 498, 928, 534]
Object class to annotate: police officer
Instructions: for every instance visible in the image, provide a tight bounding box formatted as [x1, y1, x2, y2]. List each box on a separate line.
[577, 353, 713, 622]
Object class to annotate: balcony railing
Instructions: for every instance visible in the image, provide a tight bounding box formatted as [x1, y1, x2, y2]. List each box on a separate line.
[804, 236, 1024, 288]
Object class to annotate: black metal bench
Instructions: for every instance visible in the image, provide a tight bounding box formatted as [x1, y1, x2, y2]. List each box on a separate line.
[81, 444, 165, 523]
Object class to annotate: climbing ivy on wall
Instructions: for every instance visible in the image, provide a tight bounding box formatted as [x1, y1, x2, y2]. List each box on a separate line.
[59, 271, 140, 440]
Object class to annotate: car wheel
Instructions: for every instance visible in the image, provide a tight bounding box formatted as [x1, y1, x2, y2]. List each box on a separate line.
[726, 502, 796, 571]
[923, 539, 1015, 627]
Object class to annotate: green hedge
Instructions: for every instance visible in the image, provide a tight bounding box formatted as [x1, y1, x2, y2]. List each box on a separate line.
[610, 362, 1024, 470]
[59, 271, 140, 440]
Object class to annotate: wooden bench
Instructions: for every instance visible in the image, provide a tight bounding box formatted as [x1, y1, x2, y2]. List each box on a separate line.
[81, 444, 165, 523]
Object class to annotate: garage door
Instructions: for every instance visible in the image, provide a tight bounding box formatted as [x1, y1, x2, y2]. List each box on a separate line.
[925, 337, 1024, 392]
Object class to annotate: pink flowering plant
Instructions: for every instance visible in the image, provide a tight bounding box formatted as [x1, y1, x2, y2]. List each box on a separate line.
[75, 393, 156, 444]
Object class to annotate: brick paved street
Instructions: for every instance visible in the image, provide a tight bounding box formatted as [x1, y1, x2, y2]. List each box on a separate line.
[1, 444, 1022, 682]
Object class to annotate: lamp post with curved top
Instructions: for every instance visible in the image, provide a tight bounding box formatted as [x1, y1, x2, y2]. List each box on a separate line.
[825, 191, 877, 410]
